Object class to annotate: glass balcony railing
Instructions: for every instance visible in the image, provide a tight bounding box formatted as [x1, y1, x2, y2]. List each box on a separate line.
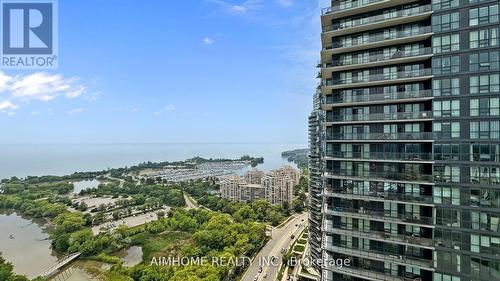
[323, 48, 433, 68]
[321, 0, 386, 15]
[323, 26, 432, 50]
[325, 111, 433, 122]
[322, 69, 432, 86]
[326, 132, 433, 141]
[324, 169, 434, 183]
[323, 5, 432, 32]
[323, 188, 434, 204]
[323, 205, 434, 225]
[324, 151, 433, 161]
[324, 265, 420, 281]
[324, 244, 433, 268]
[324, 90, 433, 105]
[323, 226, 434, 247]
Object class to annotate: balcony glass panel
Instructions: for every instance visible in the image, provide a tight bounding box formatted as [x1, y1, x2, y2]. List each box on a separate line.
[323, 69, 432, 86]
[325, 169, 434, 183]
[326, 132, 433, 141]
[325, 90, 433, 104]
[325, 111, 433, 122]
[322, 0, 386, 15]
[323, 5, 432, 32]
[323, 27, 432, 50]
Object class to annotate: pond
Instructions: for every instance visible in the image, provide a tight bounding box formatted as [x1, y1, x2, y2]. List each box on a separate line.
[0, 212, 58, 279]
[117, 246, 143, 267]
[72, 179, 101, 194]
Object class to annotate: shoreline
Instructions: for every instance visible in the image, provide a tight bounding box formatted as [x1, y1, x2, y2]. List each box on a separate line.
[0, 143, 303, 180]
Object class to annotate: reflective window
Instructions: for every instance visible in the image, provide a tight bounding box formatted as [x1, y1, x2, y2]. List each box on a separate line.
[433, 78, 460, 96]
[470, 4, 499, 26]
[470, 51, 500, 72]
[433, 56, 460, 75]
[432, 0, 459, 11]
[432, 12, 460, 31]
[470, 27, 499, 49]
[433, 34, 460, 54]
[470, 74, 500, 94]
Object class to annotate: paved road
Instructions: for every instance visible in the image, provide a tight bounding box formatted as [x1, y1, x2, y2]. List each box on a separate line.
[241, 213, 308, 281]
[104, 174, 126, 187]
[184, 193, 199, 209]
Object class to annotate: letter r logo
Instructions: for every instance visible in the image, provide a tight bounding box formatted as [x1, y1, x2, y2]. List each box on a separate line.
[2, 2, 53, 54]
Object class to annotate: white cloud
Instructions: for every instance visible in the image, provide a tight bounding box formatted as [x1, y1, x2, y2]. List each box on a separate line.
[65, 85, 87, 99]
[207, 0, 262, 14]
[0, 100, 18, 111]
[10, 73, 76, 101]
[0, 72, 12, 92]
[276, 0, 293, 7]
[203, 37, 215, 45]
[153, 104, 176, 116]
[29, 111, 40, 116]
[132, 107, 140, 112]
[164, 104, 176, 112]
[0, 71, 89, 113]
[67, 108, 84, 115]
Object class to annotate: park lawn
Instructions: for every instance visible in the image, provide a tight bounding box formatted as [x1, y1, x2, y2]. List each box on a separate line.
[105, 271, 134, 281]
[130, 231, 194, 261]
[293, 244, 305, 252]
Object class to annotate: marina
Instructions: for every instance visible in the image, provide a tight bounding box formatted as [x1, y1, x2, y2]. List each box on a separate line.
[139, 161, 252, 182]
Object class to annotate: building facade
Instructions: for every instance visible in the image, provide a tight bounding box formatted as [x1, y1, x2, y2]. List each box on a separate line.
[262, 170, 295, 206]
[220, 167, 299, 206]
[431, 1, 500, 280]
[309, 0, 500, 280]
[241, 183, 266, 202]
[245, 169, 265, 184]
[309, 92, 325, 266]
[220, 175, 247, 201]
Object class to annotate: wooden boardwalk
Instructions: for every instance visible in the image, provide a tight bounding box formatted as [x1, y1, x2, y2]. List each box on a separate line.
[39, 252, 81, 279]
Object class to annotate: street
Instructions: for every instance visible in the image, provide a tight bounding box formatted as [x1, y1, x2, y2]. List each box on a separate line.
[183, 192, 199, 209]
[241, 212, 308, 281]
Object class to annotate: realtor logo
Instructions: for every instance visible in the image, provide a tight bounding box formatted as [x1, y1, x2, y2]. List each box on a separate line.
[0, 0, 58, 68]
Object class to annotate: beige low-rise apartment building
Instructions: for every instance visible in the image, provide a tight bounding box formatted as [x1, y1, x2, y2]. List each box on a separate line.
[261, 170, 294, 207]
[244, 168, 265, 184]
[240, 183, 266, 202]
[219, 175, 246, 201]
[219, 166, 300, 206]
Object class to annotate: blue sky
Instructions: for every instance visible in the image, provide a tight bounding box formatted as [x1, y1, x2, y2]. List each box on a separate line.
[0, 0, 327, 144]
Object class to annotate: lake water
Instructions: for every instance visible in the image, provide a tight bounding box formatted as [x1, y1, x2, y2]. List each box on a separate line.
[117, 246, 143, 267]
[72, 179, 101, 194]
[0, 143, 305, 180]
[0, 143, 305, 278]
[50, 260, 111, 281]
[0, 213, 58, 279]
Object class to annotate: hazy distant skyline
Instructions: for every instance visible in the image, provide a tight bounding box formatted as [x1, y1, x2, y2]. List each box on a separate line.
[0, 0, 328, 144]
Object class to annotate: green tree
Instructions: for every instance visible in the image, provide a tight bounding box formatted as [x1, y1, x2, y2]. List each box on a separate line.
[293, 199, 304, 213]
[78, 202, 88, 211]
[156, 210, 165, 218]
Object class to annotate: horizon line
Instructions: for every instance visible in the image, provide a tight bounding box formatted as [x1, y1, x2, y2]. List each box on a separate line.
[0, 142, 308, 146]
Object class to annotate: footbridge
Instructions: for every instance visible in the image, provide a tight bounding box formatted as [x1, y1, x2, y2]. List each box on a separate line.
[39, 252, 81, 279]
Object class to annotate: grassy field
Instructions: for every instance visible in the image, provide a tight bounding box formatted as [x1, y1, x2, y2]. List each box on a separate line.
[105, 271, 134, 281]
[130, 231, 194, 262]
[293, 244, 305, 252]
